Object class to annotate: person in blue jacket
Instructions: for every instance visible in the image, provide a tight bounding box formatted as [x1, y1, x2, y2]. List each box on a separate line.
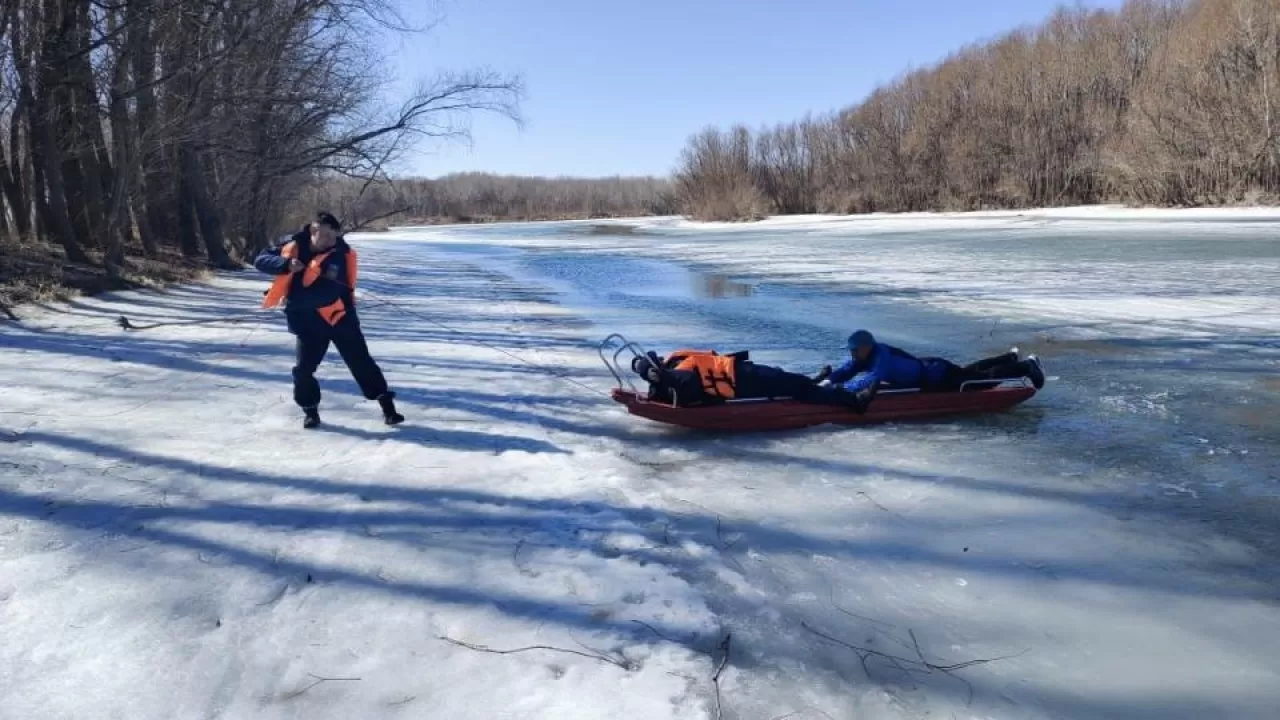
[818, 330, 1045, 397]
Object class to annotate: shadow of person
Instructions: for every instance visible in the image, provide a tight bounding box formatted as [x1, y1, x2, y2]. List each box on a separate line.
[314, 420, 569, 455]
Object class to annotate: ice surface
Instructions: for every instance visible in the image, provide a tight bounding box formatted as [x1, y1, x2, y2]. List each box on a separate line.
[2, 207, 1279, 719]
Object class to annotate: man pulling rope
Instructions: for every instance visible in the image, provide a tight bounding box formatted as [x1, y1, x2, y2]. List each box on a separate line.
[255, 211, 404, 429]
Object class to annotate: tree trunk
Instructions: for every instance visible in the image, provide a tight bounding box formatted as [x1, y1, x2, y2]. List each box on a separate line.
[244, 171, 269, 253]
[72, 0, 115, 209]
[104, 4, 133, 273]
[0, 149, 27, 239]
[134, 0, 176, 247]
[30, 108, 89, 264]
[28, 3, 89, 264]
[126, 0, 163, 254]
[64, 0, 111, 252]
[181, 142, 233, 267]
[176, 180, 201, 258]
[7, 86, 33, 239]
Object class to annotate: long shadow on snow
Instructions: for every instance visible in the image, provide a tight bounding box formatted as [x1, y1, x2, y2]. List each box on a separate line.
[2, 320, 603, 402]
[2, 325, 291, 387]
[12, 429, 1277, 607]
[7, 430, 1276, 717]
[315, 422, 568, 455]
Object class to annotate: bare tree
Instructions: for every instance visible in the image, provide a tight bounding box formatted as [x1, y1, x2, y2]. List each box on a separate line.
[303, 172, 673, 228]
[1, 0, 521, 304]
[673, 0, 1280, 220]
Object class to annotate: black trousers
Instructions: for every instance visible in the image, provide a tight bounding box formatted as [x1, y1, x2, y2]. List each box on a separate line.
[736, 363, 865, 409]
[934, 352, 1031, 392]
[289, 312, 389, 408]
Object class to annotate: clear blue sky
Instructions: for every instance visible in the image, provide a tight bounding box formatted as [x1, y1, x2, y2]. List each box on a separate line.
[387, 0, 1125, 178]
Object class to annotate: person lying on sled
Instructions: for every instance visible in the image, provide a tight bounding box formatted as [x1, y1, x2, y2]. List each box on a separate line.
[630, 349, 873, 412]
[817, 330, 1045, 395]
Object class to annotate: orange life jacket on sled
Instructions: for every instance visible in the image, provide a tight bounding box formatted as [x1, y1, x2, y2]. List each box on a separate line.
[667, 349, 738, 399]
[261, 241, 359, 326]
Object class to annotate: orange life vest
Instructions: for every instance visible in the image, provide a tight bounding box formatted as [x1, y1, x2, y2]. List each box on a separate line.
[669, 349, 738, 399]
[261, 241, 359, 326]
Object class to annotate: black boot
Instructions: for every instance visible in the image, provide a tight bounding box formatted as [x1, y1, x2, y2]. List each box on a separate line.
[963, 351, 1020, 373]
[302, 405, 321, 429]
[1025, 356, 1046, 390]
[377, 392, 405, 425]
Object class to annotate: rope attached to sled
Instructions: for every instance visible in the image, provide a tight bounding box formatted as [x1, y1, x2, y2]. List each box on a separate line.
[116, 312, 263, 331]
[359, 289, 611, 399]
[45, 289, 612, 404]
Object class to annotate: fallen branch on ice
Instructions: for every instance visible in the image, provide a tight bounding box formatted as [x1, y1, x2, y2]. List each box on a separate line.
[712, 633, 732, 720]
[855, 490, 903, 517]
[567, 629, 634, 669]
[771, 709, 837, 720]
[801, 622, 1028, 706]
[280, 672, 361, 701]
[630, 619, 694, 647]
[512, 538, 541, 577]
[438, 635, 634, 670]
[629, 620, 731, 716]
[715, 515, 742, 550]
[825, 580, 897, 629]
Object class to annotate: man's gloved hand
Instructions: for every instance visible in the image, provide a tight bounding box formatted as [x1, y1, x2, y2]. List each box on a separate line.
[812, 365, 832, 383]
[852, 387, 875, 414]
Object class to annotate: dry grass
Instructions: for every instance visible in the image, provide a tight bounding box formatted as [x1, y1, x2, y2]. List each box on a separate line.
[0, 236, 211, 316]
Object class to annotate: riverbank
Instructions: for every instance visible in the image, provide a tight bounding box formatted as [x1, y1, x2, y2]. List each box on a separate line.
[0, 236, 211, 320]
[604, 204, 1280, 234]
[382, 203, 1280, 236]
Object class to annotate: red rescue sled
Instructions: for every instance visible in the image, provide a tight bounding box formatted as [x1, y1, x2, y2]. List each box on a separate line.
[600, 334, 1038, 432]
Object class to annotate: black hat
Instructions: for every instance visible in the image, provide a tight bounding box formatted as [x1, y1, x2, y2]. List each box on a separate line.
[315, 212, 341, 231]
[631, 352, 665, 379]
[631, 355, 654, 377]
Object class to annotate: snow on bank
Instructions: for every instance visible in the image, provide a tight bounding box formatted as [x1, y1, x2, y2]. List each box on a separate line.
[625, 204, 1280, 233]
[394, 204, 1280, 236]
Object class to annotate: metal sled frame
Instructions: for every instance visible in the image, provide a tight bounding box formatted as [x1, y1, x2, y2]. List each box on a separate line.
[598, 333, 654, 396]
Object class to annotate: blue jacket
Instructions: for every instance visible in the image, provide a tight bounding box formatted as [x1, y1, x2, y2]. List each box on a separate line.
[829, 343, 948, 392]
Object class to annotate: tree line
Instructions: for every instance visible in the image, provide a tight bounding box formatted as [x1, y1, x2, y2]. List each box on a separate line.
[674, 0, 1280, 220]
[303, 172, 675, 227]
[0, 0, 518, 302]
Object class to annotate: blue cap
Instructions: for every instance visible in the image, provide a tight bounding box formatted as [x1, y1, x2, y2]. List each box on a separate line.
[846, 330, 876, 350]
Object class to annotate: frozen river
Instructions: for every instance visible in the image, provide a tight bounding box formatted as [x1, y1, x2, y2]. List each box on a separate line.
[415, 213, 1280, 536]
